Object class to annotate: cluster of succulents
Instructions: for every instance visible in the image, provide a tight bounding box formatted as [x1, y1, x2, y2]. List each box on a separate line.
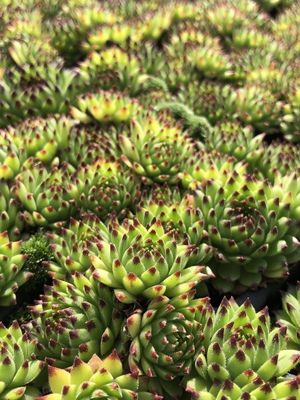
[184, 297, 300, 399]
[24, 270, 125, 368]
[0, 231, 31, 306]
[70, 90, 141, 125]
[0, 321, 45, 399]
[189, 168, 300, 294]
[275, 281, 300, 352]
[0, 0, 300, 399]
[91, 217, 213, 304]
[119, 114, 196, 184]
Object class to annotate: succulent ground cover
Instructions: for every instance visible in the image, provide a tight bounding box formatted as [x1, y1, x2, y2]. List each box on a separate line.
[0, 0, 300, 399]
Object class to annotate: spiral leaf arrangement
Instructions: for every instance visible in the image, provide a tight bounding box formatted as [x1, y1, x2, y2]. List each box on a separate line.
[0, 1, 300, 399]
[185, 297, 300, 399]
[0, 320, 45, 399]
[190, 169, 300, 294]
[275, 281, 300, 351]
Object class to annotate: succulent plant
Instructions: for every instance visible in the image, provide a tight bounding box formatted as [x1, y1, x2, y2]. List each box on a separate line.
[14, 160, 79, 227]
[0, 320, 45, 400]
[79, 46, 144, 95]
[176, 80, 238, 126]
[25, 269, 125, 368]
[1, 1, 300, 399]
[234, 84, 283, 133]
[139, 182, 184, 208]
[2, 7, 43, 41]
[181, 149, 245, 191]
[275, 281, 300, 351]
[59, 124, 119, 168]
[190, 169, 300, 294]
[206, 3, 245, 39]
[46, 213, 109, 280]
[68, 3, 119, 30]
[184, 297, 300, 399]
[36, 350, 143, 400]
[254, 139, 300, 183]
[0, 180, 24, 240]
[0, 130, 29, 180]
[241, 49, 290, 95]
[2, 115, 73, 165]
[91, 217, 212, 304]
[275, 168, 300, 239]
[134, 200, 210, 249]
[72, 156, 140, 220]
[81, 21, 135, 53]
[125, 291, 213, 393]
[281, 85, 300, 143]
[45, 15, 84, 65]
[229, 24, 273, 50]
[136, 7, 173, 42]
[8, 39, 59, 68]
[127, 40, 164, 76]
[204, 119, 265, 166]
[0, 63, 89, 127]
[271, 4, 300, 53]
[70, 90, 140, 125]
[0, 231, 32, 306]
[155, 56, 196, 94]
[188, 40, 242, 82]
[119, 115, 196, 185]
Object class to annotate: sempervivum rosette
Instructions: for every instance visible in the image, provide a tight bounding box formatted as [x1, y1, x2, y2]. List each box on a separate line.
[228, 24, 272, 50]
[37, 351, 140, 400]
[153, 102, 212, 140]
[276, 168, 300, 239]
[181, 149, 246, 191]
[119, 115, 196, 185]
[60, 125, 119, 168]
[176, 80, 237, 126]
[275, 281, 300, 351]
[0, 180, 24, 240]
[46, 214, 109, 280]
[91, 217, 211, 304]
[70, 90, 140, 125]
[281, 84, 300, 143]
[125, 291, 213, 398]
[206, 3, 244, 39]
[7, 39, 60, 77]
[204, 120, 265, 167]
[234, 84, 283, 133]
[134, 199, 212, 249]
[25, 270, 125, 368]
[184, 297, 300, 400]
[188, 40, 242, 82]
[44, 15, 84, 64]
[73, 156, 140, 220]
[0, 133, 27, 180]
[68, 3, 118, 31]
[79, 46, 143, 94]
[14, 160, 79, 228]
[0, 321, 45, 400]
[132, 201, 215, 296]
[254, 139, 300, 183]
[191, 169, 300, 294]
[0, 63, 84, 127]
[2, 115, 72, 165]
[0, 231, 31, 306]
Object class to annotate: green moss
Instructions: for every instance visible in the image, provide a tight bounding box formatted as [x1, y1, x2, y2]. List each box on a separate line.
[21, 231, 54, 293]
